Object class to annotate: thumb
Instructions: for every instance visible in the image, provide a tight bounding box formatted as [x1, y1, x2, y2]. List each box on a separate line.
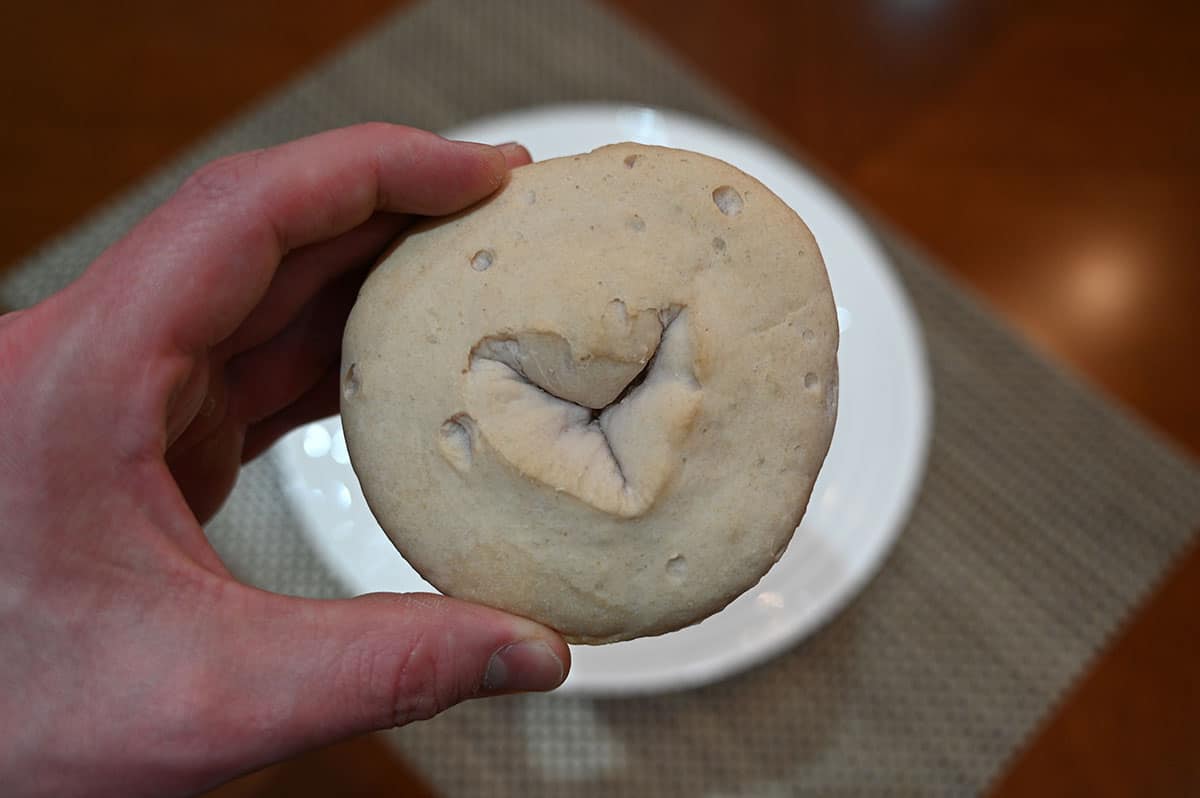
[206, 589, 569, 775]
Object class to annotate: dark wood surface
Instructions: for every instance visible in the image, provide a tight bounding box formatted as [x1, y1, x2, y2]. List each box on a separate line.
[2, 1, 1197, 795]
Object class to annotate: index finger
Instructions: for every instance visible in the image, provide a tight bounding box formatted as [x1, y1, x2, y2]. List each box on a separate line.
[80, 123, 511, 353]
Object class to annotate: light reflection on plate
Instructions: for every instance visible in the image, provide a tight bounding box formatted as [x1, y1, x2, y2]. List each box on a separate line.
[272, 105, 931, 695]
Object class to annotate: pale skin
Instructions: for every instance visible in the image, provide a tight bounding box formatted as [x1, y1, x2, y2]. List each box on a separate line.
[0, 124, 571, 798]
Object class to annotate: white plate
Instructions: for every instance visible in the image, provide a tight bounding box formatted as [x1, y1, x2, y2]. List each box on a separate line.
[273, 105, 932, 695]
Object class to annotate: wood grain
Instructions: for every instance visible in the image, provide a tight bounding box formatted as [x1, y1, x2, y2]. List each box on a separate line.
[605, 0, 1200, 457]
[2, 0, 1197, 795]
[204, 734, 436, 798]
[0, 0, 410, 269]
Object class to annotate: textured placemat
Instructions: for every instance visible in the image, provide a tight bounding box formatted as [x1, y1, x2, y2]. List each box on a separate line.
[5, 1, 1199, 795]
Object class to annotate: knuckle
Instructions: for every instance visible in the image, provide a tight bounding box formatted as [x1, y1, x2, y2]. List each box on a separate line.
[384, 629, 467, 727]
[179, 151, 262, 204]
[333, 627, 459, 731]
[389, 632, 446, 726]
[356, 120, 396, 138]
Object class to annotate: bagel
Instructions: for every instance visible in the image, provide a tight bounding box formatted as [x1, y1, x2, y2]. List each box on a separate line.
[341, 143, 838, 643]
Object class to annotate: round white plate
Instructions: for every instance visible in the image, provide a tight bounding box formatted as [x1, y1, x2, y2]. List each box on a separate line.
[273, 105, 932, 695]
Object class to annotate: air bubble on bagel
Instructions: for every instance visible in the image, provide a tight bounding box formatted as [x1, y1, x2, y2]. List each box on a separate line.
[712, 185, 744, 216]
[470, 249, 495, 271]
[438, 415, 475, 473]
[342, 364, 360, 400]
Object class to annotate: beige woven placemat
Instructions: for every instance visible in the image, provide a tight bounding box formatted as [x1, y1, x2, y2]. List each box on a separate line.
[5, 1, 1199, 794]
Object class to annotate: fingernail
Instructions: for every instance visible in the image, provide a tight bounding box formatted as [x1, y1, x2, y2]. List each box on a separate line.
[483, 640, 564, 693]
[495, 141, 529, 162]
[449, 139, 505, 158]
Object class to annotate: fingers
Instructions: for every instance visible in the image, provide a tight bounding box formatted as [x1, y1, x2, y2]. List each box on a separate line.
[240, 364, 339, 463]
[222, 144, 532, 359]
[224, 266, 361, 426]
[221, 144, 533, 423]
[206, 590, 568, 773]
[166, 412, 245, 523]
[226, 141, 537, 456]
[496, 141, 533, 168]
[222, 211, 407, 356]
[83, 124, 513, 355]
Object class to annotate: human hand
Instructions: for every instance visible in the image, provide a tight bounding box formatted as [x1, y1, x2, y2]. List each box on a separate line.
[0, 124, 569, 798]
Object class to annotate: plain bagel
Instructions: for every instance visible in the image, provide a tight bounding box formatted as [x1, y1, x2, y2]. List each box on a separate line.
[341, 142, 838, 643]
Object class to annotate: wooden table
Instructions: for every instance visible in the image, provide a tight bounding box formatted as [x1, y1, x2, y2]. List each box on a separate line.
[3, 2, 1197, 795]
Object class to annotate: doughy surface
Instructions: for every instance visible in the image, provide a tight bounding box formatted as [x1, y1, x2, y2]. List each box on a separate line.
[341, 143, 838, 643]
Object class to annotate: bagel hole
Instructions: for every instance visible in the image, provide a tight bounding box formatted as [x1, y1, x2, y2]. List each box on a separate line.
[666, 555, 688, 579]
[464, 307, 699, 517]
[802, 328, 816, 342]
[712, 185, 744, 216]
[623, 154, 640, 169]
[804, 372, 820, 390]
[627, 214, 646, 232]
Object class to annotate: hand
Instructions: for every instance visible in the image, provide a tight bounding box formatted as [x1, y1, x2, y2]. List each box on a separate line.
[0, 124, 569, 798]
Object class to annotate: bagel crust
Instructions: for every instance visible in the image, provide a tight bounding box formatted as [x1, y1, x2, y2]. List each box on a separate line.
[341, 143, 838, 643]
